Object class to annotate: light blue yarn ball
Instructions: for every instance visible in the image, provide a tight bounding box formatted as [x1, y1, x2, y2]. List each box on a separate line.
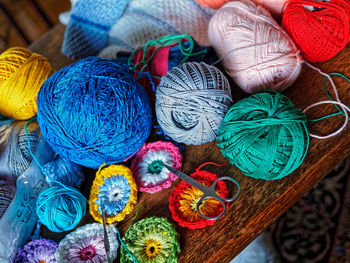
[36, 182, 87, 232]
[156, 62, 233, 145]
[37, 57, 152, 168]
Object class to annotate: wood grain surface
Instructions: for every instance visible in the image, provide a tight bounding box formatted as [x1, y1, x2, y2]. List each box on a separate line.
[29, 24, 350, 263]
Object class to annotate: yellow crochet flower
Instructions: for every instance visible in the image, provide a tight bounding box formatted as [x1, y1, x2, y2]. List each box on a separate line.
[89, 164, 137, 224]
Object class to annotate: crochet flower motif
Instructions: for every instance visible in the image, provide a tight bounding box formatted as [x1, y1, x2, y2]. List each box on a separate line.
[169, 166, 229, 229]
[89, 164, 137, 224]
[120, 217, 180, 263]
[55, 223, 119, 263]
[14, 239, 58, 263]
[131, 141, 182, 193]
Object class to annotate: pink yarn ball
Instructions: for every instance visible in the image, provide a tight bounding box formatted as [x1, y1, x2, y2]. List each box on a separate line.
[208, 0, 302, 94]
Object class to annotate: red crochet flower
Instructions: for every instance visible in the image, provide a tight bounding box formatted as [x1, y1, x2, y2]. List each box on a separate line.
[169, 165, 229, 229]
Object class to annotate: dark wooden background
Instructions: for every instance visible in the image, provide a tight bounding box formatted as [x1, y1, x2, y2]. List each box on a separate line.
[29, 24, 350, 263]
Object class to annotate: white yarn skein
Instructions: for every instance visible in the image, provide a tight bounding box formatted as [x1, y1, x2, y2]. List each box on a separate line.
[208, 0, 302, 94]
[156, 62, 233, 145]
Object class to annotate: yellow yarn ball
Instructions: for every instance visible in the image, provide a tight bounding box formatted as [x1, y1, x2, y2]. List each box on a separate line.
[0, 47, 53, 120]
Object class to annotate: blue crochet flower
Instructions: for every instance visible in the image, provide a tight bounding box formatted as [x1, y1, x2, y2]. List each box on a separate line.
[96, 175, 131, 216]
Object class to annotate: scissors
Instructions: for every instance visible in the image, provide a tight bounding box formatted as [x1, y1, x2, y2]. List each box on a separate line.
[164, 164, 240, 220]
[100, 200, 112, 263]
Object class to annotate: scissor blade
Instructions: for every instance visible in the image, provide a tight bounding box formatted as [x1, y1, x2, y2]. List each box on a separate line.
[100, 201, 112, 263]
[164, 164, 208, 193]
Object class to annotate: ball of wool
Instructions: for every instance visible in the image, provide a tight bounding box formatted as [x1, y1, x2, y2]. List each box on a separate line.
[37, 57, 152, 168]
[282, 0, 350, 62]
[36, 182, 87, 232]
[14, 239, 58, 263]
[208, 0, 302, 94]
[0, 177, 16, 219]
[55, 223, 119, 263]
[155, 62, 232, 145]
[217, 92, 309, 180]
[0, 47, 53, 120]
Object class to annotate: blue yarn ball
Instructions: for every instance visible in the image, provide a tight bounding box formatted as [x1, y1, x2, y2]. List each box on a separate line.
[37, 57, 152, 168]
[36, 182, 87, 232]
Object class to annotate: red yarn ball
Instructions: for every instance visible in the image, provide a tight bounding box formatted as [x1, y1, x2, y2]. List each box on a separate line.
[282, 0, 350, 62]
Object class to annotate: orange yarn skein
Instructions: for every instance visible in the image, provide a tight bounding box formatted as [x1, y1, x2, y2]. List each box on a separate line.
[0, 47, 53, 120]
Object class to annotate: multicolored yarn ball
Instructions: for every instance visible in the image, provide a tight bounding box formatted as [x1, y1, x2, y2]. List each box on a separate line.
[0, 47, 53, 120]
[0, 177, 16, 219]
[217, 92, 309, 180]
[37, 57, 152, 168]
[208, 0, 302, 94]
[131, 141, 182, 193]
[55, 223, 119, 263]
[156, 62, 232, 145]
[14, 238, 58, 263]
[169, 164, 229, 229]
[282, 0, 350, 62]
[89, 164, 137, 224]
[36, 181, 87, 232]
[120, 217, 180, 263]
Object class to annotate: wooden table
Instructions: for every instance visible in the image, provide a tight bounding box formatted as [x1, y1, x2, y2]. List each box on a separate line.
[29, 24, 350, 263]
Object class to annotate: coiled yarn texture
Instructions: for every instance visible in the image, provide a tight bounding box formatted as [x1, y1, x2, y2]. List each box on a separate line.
[217, 92, 309, 180]
[208, 0, 302, 94]
[37, 57, 152, 168]
[282, 0, 350, 62]
[156, 62, 232, 145]
[0, 47, 53, 120]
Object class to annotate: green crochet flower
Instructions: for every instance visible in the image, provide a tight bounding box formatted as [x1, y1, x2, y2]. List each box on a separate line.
[121, 217, 180, 263]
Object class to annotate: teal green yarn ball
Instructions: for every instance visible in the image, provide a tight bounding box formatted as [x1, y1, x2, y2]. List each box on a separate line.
[217, 92, 309, 180]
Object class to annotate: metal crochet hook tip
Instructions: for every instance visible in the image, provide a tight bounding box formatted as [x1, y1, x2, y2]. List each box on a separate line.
[100, 200, 112, 263]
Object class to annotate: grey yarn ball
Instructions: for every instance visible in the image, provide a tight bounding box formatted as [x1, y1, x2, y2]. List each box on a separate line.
[155, 62, 233, 145]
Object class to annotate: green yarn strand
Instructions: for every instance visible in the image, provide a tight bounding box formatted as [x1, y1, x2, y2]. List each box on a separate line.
[128, 34, 207, 74]
[217, 92, 309, 180]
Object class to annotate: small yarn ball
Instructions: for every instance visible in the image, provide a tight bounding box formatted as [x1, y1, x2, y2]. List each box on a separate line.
[208, 0, 302, 94]
[37, 57, 152, 168]
[155, 62, 232, 145]
[0, 47, 53, 120]
[217, 92, 309, 180]
[0, 177, 16, 219]
[36, 182, 87, 232]
[282, 0, 350, 62]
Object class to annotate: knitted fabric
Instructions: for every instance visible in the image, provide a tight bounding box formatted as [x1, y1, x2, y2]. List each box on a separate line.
[120, 217, 180, 263]
[55, 223, 119, 263]
[169, 166, 229, 229]
[282, 0, 350, 62]
[130, 141, 182, 193]
[89, 164, 137, 224]
[14, 239, 58, 263]
[61, 0, 130, 58]
[98, 0, 215, 58]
